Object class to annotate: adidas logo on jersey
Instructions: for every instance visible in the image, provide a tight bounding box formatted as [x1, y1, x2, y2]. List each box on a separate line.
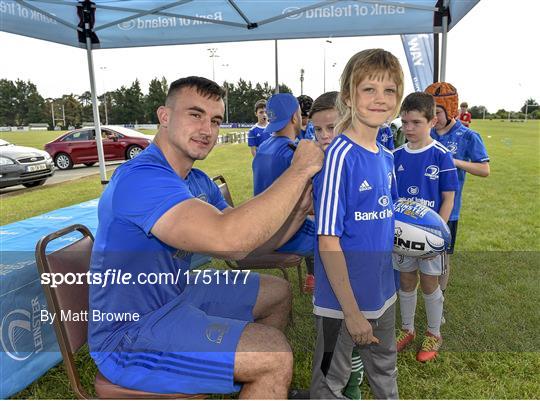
[359, 180, 372, 192]
[397, 164, 405, 172]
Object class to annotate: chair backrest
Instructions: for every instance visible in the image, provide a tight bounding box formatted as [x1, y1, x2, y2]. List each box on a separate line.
[35, 224, 94, 399]
[212, 175, 235, 207]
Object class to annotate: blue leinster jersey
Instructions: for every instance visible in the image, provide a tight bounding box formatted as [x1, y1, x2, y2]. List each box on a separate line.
[393, 141, 458, 213]
[313, 135, 398, 319]
[89, 144, 228, 359]
[252, 135, 294, 196]
[430, 120, 489, 220]
[247, 124, 270, 148]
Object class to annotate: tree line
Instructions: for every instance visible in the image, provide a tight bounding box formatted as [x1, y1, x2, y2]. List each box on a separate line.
[0, 77, 537, 128]
[0, 77, 292, 128]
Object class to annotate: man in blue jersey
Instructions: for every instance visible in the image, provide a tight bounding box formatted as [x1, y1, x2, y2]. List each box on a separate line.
[247, 99, 269, 157]
[253, 93, 316, 257]
[377, 124, 395, 150]
[310, 49, 404, 400]
[88, 77, 323, 398]
[425, 82, 490, 299]
[297, 95, 316, 141]
[392, 92, 458, 362]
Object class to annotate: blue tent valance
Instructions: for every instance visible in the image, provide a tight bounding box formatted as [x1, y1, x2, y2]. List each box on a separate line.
[1, 0, 478, 49]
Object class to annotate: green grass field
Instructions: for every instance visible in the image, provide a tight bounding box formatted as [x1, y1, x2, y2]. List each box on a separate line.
[3, 120, 540, 399]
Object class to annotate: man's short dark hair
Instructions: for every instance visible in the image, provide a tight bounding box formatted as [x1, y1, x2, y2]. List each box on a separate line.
[308, 91, 338, 118]
[254, 99, 267, 113]
[400, 92, 436, 121]
[166, 76, 225, 106]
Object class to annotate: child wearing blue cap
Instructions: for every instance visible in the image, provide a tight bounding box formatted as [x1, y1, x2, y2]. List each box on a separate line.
[252, 93, 316, 257]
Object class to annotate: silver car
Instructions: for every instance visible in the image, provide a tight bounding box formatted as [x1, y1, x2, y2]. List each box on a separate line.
[0, 139, 55, 188]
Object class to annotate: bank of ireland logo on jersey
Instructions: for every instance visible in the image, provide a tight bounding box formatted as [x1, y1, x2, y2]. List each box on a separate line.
[424, 165, 439, 180]
[378, 195, 390, 207]
[407, 186, 419, 195]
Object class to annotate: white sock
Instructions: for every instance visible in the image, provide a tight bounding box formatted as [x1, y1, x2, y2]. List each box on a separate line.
[399, 288, 417, 332]
[424, 286, 444, 337]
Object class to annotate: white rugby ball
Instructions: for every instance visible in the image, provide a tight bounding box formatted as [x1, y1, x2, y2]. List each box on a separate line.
[393, 199, 451, 258]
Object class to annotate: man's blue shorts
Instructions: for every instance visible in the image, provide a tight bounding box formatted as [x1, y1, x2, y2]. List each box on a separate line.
[96, 270, 260, 394]
[277, 218, 315, 257]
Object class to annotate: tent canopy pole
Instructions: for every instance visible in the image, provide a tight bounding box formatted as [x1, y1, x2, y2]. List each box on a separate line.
[440, 0, 449, 82]
[80, 0, 108, 184]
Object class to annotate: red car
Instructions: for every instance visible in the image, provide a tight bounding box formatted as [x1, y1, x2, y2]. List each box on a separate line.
[44, 126, 153, 170]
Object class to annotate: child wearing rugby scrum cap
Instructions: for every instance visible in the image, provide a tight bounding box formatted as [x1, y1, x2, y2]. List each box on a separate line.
[425, 82, 490, 319]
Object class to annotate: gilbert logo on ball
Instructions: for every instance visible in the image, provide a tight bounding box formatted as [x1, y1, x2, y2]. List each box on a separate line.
[393, 199, 451, 258]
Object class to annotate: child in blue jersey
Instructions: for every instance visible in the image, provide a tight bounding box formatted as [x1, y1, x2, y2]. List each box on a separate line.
[377, 124, 395, 150]
[425, 83, 490, 305]
[310, 49, 404, 400]
[252, 93, 316, 257]
[247, 99, 269, 157]
[392, 92, 458, 362]
[300, 91, 340, 295]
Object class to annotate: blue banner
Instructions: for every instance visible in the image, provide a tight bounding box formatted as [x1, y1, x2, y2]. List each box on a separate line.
[401, 34, 435, 92]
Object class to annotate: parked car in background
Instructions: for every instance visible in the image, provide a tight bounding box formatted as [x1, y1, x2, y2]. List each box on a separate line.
[44, 126, 153, 170]
[0, 139, 55, 188]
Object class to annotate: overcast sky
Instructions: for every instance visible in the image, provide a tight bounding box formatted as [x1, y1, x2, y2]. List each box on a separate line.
[1, 0, 538, 113]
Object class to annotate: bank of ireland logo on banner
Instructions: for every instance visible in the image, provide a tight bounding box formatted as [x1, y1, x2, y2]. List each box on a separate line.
[1, 298, 44, 361]
[118, 20, 136, 30]
[282, 7, 303, 19]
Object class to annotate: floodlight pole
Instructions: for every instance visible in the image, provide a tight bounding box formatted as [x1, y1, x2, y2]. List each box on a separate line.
[323, 39, 332, 92]
[207, 48, 218, 81]
[274, 40, 279, 94]
[300, 68, 304, 95]
[49, 100, 55, 128]
[100, 66, 109, 124]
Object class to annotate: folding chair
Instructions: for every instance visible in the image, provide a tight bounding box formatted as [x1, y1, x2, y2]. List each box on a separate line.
[35, 224, 205, 399]
[211, 175, 304, 293]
